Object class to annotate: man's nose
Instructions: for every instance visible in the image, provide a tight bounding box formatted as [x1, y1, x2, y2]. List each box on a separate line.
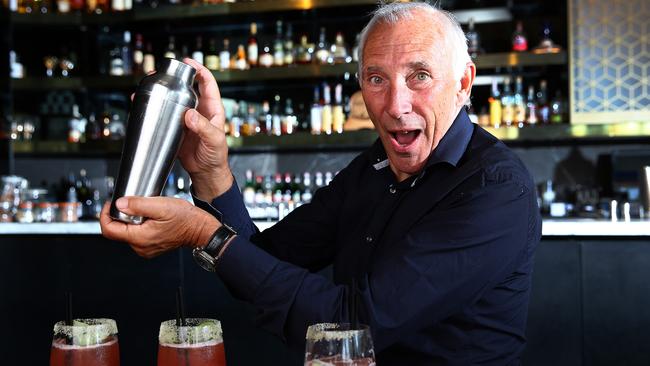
[386, 81, 413, 120]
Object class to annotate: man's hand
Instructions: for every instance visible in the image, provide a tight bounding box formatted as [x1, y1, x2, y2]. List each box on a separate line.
[100, 197, 220, 259]
[178, 58, 233, 201]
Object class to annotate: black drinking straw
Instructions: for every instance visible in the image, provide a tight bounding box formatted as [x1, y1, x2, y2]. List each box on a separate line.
[350, 278, 359, 329]
[66, 291, 73, 326]
[176, 286, 187, 327]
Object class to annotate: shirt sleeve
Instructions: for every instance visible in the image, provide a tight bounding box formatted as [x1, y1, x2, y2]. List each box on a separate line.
[214, 172, 540, 352]
[191, 180, 258, 240]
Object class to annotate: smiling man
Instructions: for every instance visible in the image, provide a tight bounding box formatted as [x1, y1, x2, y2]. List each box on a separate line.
[101, 2, 541, 365]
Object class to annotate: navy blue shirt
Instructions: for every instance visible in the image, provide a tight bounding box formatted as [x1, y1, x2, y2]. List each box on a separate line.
[194, 109, 542, 365]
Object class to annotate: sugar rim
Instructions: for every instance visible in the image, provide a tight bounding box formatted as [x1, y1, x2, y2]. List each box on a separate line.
[53, 318, 118, 337]
[158, 318, 222, 345]
[306, 323, 370, 342]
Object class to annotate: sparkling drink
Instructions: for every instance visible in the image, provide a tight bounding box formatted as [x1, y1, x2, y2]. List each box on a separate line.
[157, 318, 226, 366]
[49, 318, 120, 366]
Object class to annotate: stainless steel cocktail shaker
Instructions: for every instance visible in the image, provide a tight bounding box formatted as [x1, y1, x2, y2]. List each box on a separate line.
[110, 58, 198, 224]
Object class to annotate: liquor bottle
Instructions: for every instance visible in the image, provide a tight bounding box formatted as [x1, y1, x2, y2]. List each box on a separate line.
[291, 173, 302, 204]
[352, 33, 360, 63]
[85, 111, 101, 141]
[95, 0, 108, 12]
[550, 90, 565, 124]
[310, 85, 322, 134]
[284, 23, 295, 66]
[296, 35, 313, 64]
[321, 82, 333, 134]
[315, 27, 330, 64]
[69, 0, 83, 12]
[247, 22, 259, 67]
[537, 80, 550, 124]
[235, 44, 247, 70]
[272, 95, 282, 136]
[241, 105, 258, 136]
[143, 41, 155, 74]
[192, 35, 204, 65]
[525, 85, 538, 125]
[512, 21, 528, 52]
[180, 44, 190, 60]
[109, 41, 125, 76]
[57, 0, 70, 13]
[273, 20, 285, 67]
[500, 76, 514, 127]
[533, 21, 562, 54]
[324, 171, 333, 186]
[164, 36, 177, 59]
[314, 171, 324, 190]
[229, 101, 243, 137]
[242, 169, 256, 209]
[331, 32, 349, 64]
[258, 100, 273, 135]
[219, 38, 230, 71]
[301, 172, 313, 203]
[86, 0, 97, 13]
[282, 98, 296, 135]
[332, 83, 345, 133]
[121, 31, 133, 75]
[488, 77, 502, 128]
[466, 17, 481, 58]
[513, 76, 526, 128]
[111, 0, 124, 11]
[133, 33, 144, 75]
[258, 44, 274, 67]
[68, 104, 87, 143]
[205, 38, 219, 71]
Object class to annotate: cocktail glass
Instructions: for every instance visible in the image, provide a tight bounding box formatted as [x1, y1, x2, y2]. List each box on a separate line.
[157, 318, 226, 366]
[49, 318, 120, 366]
[304, 323, 376, 366]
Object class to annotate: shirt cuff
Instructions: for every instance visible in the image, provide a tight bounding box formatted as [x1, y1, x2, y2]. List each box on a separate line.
[216, 235, 278, 302]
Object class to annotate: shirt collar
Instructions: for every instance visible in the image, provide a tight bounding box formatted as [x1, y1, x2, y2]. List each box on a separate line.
[370, 108, 475, 171]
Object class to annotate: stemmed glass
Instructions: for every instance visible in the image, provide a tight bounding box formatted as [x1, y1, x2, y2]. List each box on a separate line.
[157, 318, 226, 366]
[49, 318, 120, 366]
[304, 323, 376, 366]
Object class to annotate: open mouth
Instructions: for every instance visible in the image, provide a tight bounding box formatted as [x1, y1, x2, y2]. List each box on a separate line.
[390, 130, 421, 147]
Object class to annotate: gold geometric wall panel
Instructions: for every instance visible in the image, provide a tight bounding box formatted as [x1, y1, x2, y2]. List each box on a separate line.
[570, 0, 650, 124]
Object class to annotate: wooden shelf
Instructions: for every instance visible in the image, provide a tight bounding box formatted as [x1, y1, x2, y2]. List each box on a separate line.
[474, 51, 567, 69]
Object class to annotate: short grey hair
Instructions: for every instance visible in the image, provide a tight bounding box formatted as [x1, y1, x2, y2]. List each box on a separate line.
[357, 2, 471, 84]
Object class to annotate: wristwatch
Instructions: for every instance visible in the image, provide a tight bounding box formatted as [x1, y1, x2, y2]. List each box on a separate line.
[192, 223, 237, 272]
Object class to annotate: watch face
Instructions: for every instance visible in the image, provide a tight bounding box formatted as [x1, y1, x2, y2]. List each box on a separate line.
[193, 248, 217, 272]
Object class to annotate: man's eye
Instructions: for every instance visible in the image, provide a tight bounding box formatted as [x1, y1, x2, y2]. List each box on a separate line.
[369, 76, 383, 84]
[415, 72, 430, 81]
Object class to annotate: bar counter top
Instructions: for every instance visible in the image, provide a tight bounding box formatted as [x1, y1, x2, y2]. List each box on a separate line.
[1, 219, 649, 236]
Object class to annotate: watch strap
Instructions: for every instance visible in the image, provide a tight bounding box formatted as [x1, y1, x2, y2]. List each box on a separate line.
[203, 223, 237, 259]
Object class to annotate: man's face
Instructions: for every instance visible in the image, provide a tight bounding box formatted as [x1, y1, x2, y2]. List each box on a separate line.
[361, 12, 467, 181]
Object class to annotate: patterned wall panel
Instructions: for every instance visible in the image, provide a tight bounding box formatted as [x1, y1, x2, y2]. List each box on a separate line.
[570, 0, 650, 123]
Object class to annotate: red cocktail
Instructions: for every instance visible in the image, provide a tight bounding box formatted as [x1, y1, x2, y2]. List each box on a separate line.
[157, 318, 226, 366]
[49, 318, 120, 366]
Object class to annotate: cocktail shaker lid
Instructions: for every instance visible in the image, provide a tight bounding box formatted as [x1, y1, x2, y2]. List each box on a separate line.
[160, 58, 197, 85]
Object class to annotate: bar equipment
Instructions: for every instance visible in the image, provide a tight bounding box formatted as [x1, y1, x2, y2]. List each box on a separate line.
[109, 58, 197, 224]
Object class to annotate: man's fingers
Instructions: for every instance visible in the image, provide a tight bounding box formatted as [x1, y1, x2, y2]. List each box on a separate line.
[115, 196, 188, 221]
[182, 57, 225, 121]
[185, 109, 220, 140]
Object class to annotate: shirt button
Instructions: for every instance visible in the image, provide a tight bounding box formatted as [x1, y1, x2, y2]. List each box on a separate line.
[389, 187, 396, 194]
[365, 236, 373, 243]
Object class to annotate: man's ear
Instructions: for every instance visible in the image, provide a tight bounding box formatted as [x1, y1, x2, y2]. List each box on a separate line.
[457, 62, 476, 108]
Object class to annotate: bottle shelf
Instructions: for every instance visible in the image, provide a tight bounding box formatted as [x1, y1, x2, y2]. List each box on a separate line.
[10, 51, 567, 91]
[474, 51, 567, 69]
[7, 0, 379, 26]
[11, 121, 650, 158]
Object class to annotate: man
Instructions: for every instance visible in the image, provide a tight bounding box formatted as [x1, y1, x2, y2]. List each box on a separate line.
[101, 2, 542, 365]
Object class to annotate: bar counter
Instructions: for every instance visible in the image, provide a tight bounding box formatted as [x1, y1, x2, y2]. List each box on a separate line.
[2, 220, 650, 366]
[1, 218, 650, 236]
